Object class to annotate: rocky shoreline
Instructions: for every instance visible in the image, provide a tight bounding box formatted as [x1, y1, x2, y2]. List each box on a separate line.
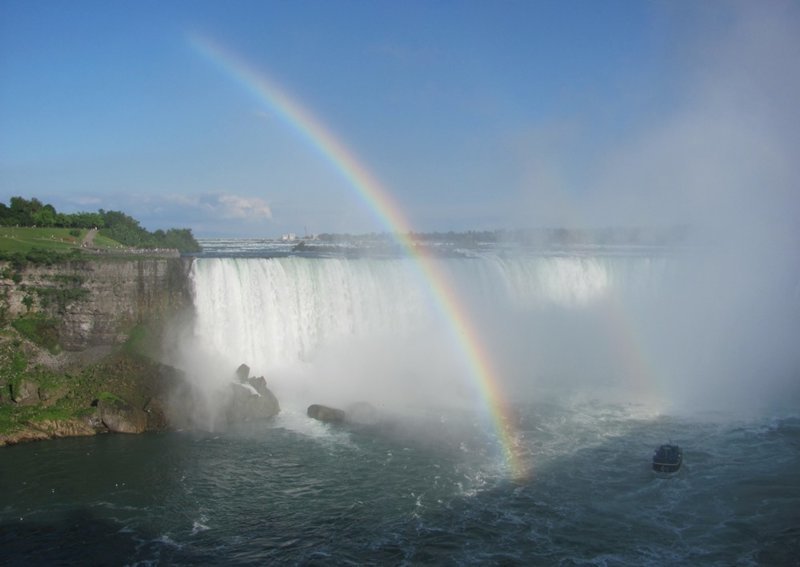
[0, 352, 288, 447]
[0, 343, 184, 447]
[0, 255, 376, 448]
[1, 418, 94, 446]
[0, 256, 193, 447]
[1, 349, 382, 446]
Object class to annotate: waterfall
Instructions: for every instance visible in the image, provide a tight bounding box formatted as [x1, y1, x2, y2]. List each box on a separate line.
[185, 250, 799, 413]
[188, 254, 665, 397]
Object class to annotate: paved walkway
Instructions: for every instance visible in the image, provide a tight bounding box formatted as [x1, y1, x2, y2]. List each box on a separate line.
[80, 227, 98, 248]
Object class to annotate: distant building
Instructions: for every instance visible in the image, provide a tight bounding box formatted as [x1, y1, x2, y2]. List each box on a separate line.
[281, 233, 297, 242]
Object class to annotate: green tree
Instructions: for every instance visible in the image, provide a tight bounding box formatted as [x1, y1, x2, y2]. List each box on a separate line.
[0, 197, 200, 253]
[8, 196, 41, 225]
[99, 209, 149, 246]
[32, 204, 57, 227]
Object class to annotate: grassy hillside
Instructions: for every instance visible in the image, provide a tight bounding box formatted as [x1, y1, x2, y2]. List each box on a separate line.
[0, 227, 122, 254]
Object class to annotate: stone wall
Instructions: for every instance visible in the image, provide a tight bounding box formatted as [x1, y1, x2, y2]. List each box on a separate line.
[0, 257, 193, 351]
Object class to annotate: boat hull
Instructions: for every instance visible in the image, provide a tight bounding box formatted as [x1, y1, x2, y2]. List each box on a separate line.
[652, 444, 682, 473]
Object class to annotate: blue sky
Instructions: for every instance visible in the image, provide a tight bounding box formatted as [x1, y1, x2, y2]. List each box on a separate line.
[1, 1, 798, 238]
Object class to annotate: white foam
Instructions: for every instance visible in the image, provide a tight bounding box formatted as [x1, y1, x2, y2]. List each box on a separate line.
[272, 407, 355, 449]
[191, 517, 210, 535]
[232, 382, 260, 396]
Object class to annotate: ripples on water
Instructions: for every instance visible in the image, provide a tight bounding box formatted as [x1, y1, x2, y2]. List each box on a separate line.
[1, 403, 799, 565]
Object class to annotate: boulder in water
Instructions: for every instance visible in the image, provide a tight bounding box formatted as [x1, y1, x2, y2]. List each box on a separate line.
[235, 363, 250, 382]
[307, 404, 346, 424]
[164, 364, 281, 430]
[247, 375, 269, 396]
[227, 386, 279, 423]
[225, 373, 280, 424]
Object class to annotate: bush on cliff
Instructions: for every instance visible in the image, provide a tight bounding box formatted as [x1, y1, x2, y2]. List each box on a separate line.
[12, 315, 61, 353]
[0, 247, 83, 269]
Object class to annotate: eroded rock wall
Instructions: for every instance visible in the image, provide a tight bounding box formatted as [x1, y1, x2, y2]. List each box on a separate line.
[0, 257, 193, 350]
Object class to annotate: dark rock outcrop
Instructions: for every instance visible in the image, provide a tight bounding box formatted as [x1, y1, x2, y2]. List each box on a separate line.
[223, 363, 280, 424]
[97, 396, 148, 434]
[143, 397, 169, 431]
[158, 364, 281, 432]
[235, 364, 250, 382]
[307, 404, 346, 424]
[226, 382, 280, 423]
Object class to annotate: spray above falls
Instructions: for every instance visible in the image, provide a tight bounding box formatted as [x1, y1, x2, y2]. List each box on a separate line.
[184, 250, 799, 420]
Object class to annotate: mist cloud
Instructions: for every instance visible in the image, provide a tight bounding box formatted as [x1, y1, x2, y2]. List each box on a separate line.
[500, 3, 800, 415]
[589, 2, 799, 242]
[511, 2, 800, 247]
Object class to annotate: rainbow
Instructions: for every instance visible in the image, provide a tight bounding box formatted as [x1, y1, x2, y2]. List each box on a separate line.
[188, 32, 527, 479]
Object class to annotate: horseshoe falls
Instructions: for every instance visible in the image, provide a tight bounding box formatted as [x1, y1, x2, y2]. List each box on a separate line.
[2, 245, 799, 565]
[187, 254, 675, 414]
[186, 251, 798, 416]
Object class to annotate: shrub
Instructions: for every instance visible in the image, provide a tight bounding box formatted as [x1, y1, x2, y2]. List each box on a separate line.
[12, 315, 61, 353]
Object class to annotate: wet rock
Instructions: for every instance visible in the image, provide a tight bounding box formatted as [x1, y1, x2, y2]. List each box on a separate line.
[86, 412, 105, 430]
[0, 418, 97, 447]
[31, 418, 97, 438]
[143, 397, 169, 431]
[235, 363, 250, 382]
[0, 428, 50, 446]
[307, 404, 346, 424]
[97, 396, 148, 434]
[224, 364, 280, 424]
[226, 380, 280, 423]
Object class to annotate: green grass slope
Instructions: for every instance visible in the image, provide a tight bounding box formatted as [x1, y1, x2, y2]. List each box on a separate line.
[0, 227, 124, 254]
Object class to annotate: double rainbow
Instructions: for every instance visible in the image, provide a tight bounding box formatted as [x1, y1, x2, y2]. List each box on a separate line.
[188, 33, 527, 479]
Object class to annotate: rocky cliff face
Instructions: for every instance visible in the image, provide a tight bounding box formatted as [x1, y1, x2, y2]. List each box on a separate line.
[0, 257, 193, 350]
[0, 256, 197, 447]
[0, 257, 287, 446]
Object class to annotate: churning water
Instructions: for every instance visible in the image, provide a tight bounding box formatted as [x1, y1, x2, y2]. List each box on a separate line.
[2, 241, 799, 565]
[2, 407, 798, 565]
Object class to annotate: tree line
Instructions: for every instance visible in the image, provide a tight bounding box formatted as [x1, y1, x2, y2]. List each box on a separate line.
[0, 196, 201, 253]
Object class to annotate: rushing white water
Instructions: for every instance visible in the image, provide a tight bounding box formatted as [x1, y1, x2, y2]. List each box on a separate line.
[191, 254, 671, 357]
[191, 257, 430, 369]
[186, 254, 675, 412]
[184, 249, 799, 417]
